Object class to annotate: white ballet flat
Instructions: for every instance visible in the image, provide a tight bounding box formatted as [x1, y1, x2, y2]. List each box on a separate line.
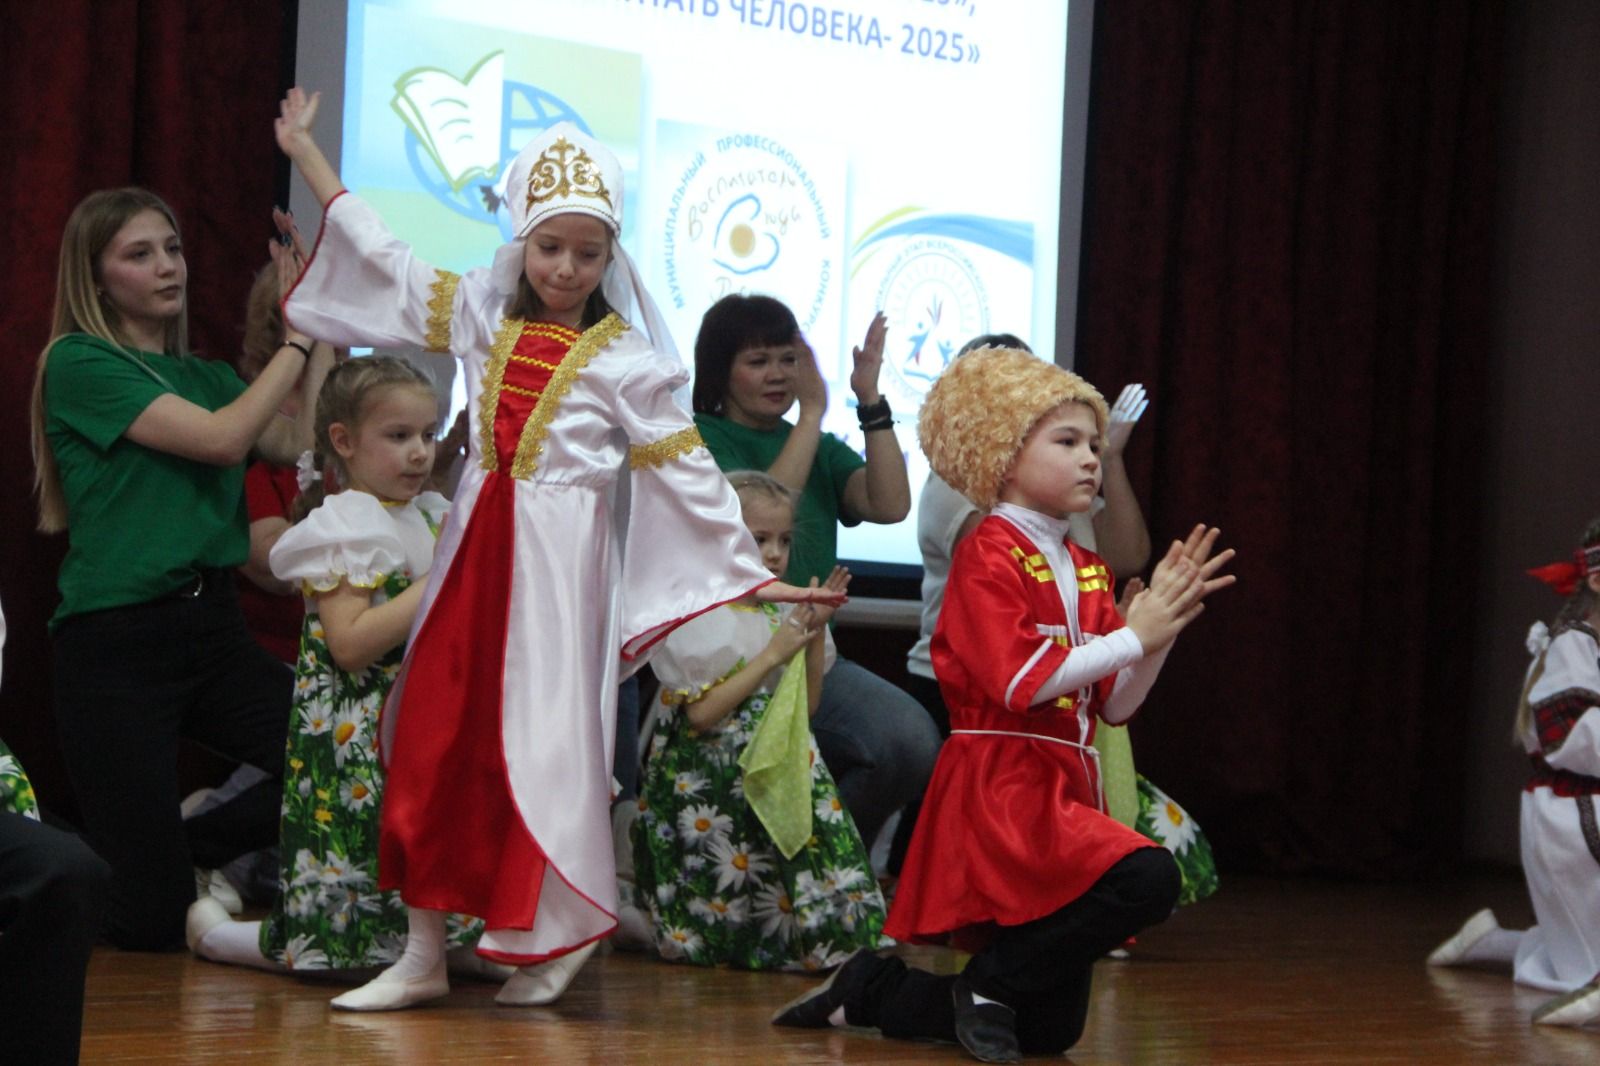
[494, 941, 598, 1006]
[1426, 908, 1499, 967]
[1534, 979, 1600, 1028]
[330, 965, 450, 1012]
[184, 896, 234, 955]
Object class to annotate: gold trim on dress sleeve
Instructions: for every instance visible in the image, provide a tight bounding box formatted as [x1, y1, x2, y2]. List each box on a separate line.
[658, 657, 749, 706]
[424, 270, 461, 353]
[509, 313, 627, 479]
[629, 425, 706, 470]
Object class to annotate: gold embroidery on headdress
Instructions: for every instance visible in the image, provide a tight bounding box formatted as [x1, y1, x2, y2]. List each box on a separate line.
[525, 137, 613, 214]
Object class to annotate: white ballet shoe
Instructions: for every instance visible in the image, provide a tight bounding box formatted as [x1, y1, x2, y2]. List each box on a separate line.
[194, 867, 243, 915]
[446, 945, 517, 982]
[1426, 908, 1499, 967]
[494, 941, 598, 1006]
[1533, 978, 1600, 1028]
[330, 964, 450, 1012]
[185, 896, 234, 955]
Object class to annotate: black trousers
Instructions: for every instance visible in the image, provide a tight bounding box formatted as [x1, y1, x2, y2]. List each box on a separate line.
[0, 812, 110, 1065]
[858, 847, 1181, 1055]
[52, 574, 291, 950]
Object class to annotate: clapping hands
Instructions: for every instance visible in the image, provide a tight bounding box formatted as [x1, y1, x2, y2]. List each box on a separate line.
[755, 566, 851, 611]
[1123, 525, 1235, 654]
[764, 567, 850, 659]
[267, 206, 309, 300]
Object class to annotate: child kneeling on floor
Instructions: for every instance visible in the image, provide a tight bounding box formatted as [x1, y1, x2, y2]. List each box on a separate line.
[773, 347, 1235, 1062]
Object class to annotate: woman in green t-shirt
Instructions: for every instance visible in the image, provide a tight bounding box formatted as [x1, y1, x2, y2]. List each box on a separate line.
[28, 187, 334, 950]
[690, 293, 939, 857]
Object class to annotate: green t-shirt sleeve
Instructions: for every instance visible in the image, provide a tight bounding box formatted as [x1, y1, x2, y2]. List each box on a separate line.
[693, 413, 755, 473]
[199, 359, 248, 407]
[46, 336, 172, 451]
[816, 431, 867, 528]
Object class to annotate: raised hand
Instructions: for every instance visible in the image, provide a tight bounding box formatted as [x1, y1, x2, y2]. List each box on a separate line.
[791, 332, 829, 417]
[275, 87, 322, 158]
[272, 206, 310, 265]
[1103, 383, 1148, 459]
[849, 311, 889, 405]
[267, 234, 301, 302]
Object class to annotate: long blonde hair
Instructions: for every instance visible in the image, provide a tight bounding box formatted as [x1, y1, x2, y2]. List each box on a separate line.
[30, 189, 190, 532]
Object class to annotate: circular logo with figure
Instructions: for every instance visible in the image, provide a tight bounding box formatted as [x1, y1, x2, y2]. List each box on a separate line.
[876, 238, 989, 399]
[662, 134, 833, 330]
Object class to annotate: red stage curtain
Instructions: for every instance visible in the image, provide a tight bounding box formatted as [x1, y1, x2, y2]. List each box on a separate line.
[0, 2, 290, 820]
[1075, 1, 1504, 875]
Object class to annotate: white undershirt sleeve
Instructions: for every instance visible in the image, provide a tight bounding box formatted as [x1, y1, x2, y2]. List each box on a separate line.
[1033, 627, 1145, 705]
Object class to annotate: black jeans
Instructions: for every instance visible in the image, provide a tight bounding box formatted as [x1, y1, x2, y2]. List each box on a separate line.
[857, 847, 1181, 1055]
[52, 574, 291, 950]
[0, 811, 110, 1065]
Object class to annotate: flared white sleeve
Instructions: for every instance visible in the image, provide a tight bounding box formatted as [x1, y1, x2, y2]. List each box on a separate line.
[283, 191, 489, 356]
[1530, 628, 1600, 777]
[612, 351, 774, 660]
[268, 491, 408, 594]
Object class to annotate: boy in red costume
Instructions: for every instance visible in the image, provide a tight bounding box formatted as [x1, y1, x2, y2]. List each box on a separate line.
[773, 347, 1235, 1062]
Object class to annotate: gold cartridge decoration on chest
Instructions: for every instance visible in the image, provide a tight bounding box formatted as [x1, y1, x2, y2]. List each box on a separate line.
[525, 137, 614, 214]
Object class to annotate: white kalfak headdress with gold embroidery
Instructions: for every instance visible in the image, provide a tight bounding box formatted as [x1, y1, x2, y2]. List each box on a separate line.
[489, 123, 678, 359]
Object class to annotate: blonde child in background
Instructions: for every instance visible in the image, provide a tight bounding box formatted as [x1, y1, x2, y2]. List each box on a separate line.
[274, 89, 840, 1011]
[630, 471, 885, 971]
[187, 356, 492, 976]
[1428, 519, 1600, 1028]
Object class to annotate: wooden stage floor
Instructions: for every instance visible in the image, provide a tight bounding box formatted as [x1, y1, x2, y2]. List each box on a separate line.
[77, 870, 1597, 1064]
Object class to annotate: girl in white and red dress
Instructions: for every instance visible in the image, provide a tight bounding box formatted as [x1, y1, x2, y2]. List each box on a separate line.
[273, 89, 839, 1012]
[773, 347, 1235, 1062]
[1428, 519, 1600, 1028]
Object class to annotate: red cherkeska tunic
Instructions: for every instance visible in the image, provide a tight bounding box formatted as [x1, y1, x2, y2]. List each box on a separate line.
[885, 514, 1156, 952]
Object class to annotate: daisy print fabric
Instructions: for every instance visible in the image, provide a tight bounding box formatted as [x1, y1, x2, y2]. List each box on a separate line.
[1133, 775, 1219, 907]
[634, 603, 887, 971]
[0, 738, 39, 821]
[259, 496, 481, 968]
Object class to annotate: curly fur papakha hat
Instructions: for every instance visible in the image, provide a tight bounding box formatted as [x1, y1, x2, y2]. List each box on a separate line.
[919, 347, 1109, 510]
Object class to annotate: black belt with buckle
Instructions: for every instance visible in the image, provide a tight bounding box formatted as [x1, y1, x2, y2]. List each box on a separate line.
[162, 569, 219, 600]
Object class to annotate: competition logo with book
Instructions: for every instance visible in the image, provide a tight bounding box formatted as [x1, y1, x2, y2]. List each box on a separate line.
[657, 123, 844, 336]
[392, 51, 593, 239]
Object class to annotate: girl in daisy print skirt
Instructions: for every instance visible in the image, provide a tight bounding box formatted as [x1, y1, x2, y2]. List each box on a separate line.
[632, 471, 886, 971]
[186, 357, 484, 972]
